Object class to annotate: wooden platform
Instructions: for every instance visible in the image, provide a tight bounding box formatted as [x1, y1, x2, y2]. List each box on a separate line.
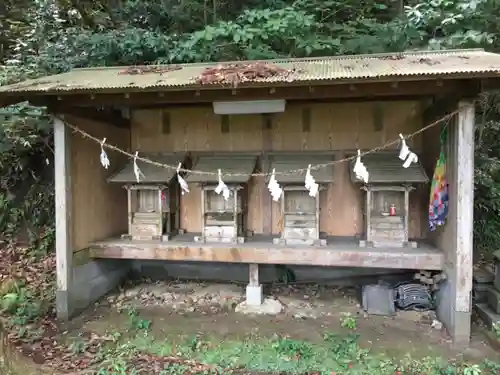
[89, 235, 444, 270]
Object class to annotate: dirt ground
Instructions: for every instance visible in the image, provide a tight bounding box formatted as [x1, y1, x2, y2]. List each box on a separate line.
[66, 281, 500, 363]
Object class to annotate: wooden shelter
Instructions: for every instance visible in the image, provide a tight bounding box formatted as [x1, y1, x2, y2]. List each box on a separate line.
[2, 48, 500, 345]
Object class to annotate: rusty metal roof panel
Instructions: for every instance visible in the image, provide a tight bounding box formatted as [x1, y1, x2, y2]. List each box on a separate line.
[108, 153, 185, 183]
[350, 152, 429, 184]
[266, 153, 335, 184]
[185, 154, 257, 184]
[2, 49, 500, 94]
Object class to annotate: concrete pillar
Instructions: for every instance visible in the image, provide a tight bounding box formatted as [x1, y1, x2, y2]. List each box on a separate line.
[436, 100, 474, 346]
[246, 263, 263, 306]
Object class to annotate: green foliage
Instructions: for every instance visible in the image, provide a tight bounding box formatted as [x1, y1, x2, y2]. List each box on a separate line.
[0, 283, 44, 325]
[271, 336, 314, 360]
[0, 104, 54, 251]
[1, 0, 500, 255]
[126, 307, 152, 331]
[474, 118, 500, 253]
[92, 328, 500, 375]
[340, 312, 358, 330]
[97, 358, 138, 375]
[492, 322, 500, 338]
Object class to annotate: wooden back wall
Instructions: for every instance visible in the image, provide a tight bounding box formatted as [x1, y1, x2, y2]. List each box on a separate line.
[130, 101, 427, 238]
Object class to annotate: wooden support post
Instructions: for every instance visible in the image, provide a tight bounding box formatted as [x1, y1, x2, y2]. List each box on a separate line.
[436, 100, 474, 346]
[174, 185, 181, 234]
[233, 187, 238, 242]
[404, 189, 410, 244]
[200, 187, 205, 240]
[261, 118, 273, 235]
[54, 116, 73, 320]
[249, 264, 259, 286]
[280, 189, 286, 241]
[126, 187, 133, 236]
[454, 100, 474, 324]
[246, 263, 263, 306]
[315, 191, 320, 241]
[365, 188, 371, 246]
[158, 189, 163, 237]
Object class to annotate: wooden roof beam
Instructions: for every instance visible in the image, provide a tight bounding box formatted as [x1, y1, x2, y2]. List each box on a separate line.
[47, 103, 131, 128]
[34, 79, 480, 108]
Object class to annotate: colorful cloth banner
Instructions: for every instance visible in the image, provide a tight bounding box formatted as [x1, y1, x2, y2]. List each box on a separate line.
[428, 128, 449, 231]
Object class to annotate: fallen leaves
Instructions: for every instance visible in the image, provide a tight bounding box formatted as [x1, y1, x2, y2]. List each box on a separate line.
[8, 317, 109, 372]
[0, 244, 237, 375]
[195, 62, 301, 87]
[125, 353, 218, 375]
[119, 66, 183, 75]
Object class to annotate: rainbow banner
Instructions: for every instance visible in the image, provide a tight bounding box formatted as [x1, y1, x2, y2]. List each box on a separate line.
[428, 130, 449, 231]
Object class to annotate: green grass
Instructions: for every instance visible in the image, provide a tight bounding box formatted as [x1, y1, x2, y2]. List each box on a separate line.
[89, 309, 500, 375]
[93, 328, 500, 375]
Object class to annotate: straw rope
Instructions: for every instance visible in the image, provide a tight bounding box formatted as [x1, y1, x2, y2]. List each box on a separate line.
[58, 104, 466, 177]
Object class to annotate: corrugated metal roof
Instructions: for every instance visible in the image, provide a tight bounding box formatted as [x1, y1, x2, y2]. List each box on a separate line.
[108, 153, 185, 183]
[266, 153, 335, 184]
[350, 152, 429, 184]
[2, 49, 500, 94]
[185, 154, 257, 184]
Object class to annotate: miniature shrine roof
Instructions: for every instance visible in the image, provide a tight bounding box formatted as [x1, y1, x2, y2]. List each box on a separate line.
[266, 153, 335, 184]
[108, 153, 186, 183]
[185, 154, 258, 184]
[350, 152, 429, 184]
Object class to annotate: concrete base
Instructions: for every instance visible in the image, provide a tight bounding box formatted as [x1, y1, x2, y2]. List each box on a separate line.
[435, 278, 471, 347]
[56, 259, 130, 320]
[235, 298, 283, 315]
[129, 261, 415, 284]
[246, 284, 263, 306]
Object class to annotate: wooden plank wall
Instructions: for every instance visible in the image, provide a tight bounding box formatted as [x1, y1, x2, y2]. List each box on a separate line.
[69, 116, 130, 251]
[131, 101, 426, 238]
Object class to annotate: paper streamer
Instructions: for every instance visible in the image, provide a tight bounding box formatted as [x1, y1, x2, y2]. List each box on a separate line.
[214, 169, 231, 201]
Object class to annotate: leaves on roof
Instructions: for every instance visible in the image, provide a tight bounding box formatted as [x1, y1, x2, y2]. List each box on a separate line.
[194, 62, 300, 87]
[119, 66, 183, 75]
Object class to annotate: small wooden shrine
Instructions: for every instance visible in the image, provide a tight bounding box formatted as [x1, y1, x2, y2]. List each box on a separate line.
[351, 152, 429, 248]
[268, 153, 335, 246]
[108, 153, 187, 241]
[185, 154, 258, 244]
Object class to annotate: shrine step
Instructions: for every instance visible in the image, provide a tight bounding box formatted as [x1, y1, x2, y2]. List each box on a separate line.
[134, 212, 161, 218]
[475, 303, 500, 330]
[371, 216, 404, 224]
[371, 222, 405, 230]
[473, 267, 494, 304]
[370, 234, 406, 243]
[371, 241, 405, 248]
[488, 287, 500, 314]
[473, 282, 490, 303]
[132, 218, 162, 226]
[474, 267, 494, 284]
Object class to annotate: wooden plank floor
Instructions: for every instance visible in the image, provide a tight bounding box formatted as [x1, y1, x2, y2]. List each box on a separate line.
[89, 235, 444, 270]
